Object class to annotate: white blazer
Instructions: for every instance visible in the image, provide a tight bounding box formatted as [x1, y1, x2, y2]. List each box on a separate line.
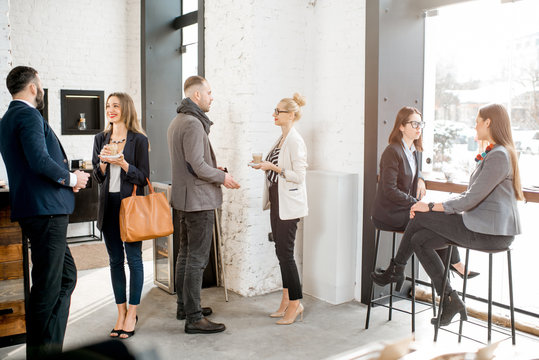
[262, 127, 308, 220]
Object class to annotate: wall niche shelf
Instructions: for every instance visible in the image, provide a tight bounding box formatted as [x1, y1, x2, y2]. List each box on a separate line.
[61, 90, 104, 135]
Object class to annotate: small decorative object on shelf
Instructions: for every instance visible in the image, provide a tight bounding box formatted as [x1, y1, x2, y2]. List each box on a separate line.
[78, 113, 87, 131]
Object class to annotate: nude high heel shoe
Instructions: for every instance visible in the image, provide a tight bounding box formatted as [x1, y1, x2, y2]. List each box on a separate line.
[269, 308, 287, 318]
[276, 303, 304, 325]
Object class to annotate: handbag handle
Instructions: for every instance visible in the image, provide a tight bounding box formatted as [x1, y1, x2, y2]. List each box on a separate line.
[131, 178, 154, 196]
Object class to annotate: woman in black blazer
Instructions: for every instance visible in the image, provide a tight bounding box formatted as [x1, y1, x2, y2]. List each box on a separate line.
[92, 92, 149, 339]
[371, 107, 472, 278]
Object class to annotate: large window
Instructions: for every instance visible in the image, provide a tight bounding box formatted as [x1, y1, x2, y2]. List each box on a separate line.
[424, 0, 539, 320]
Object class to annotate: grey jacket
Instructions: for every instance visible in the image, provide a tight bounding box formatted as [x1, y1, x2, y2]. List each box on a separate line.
[167, 106, 225, 212]
[443, 145, 521, 236]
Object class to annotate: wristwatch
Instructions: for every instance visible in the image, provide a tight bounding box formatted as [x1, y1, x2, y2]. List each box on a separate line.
[280, 168, 286, 179]
[428, 202, 435, 212]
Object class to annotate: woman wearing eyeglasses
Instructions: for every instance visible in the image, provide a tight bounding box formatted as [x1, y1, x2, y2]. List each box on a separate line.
[370, 107, 473, 282]
[371, 103, 522, 326]
[250, 93, 308, 325]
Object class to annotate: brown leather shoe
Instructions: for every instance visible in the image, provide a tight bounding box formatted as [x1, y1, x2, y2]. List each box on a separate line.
[177, 307, 213, 320]
[185, 318, 225, 334]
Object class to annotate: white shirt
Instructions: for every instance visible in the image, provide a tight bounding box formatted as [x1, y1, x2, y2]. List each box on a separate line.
[13, 99, 77, 187]
[108, 164, 121, 193]
[401, 138, 417, 177]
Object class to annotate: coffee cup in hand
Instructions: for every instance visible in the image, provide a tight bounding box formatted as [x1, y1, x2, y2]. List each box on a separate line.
[252, 153, 263, 164]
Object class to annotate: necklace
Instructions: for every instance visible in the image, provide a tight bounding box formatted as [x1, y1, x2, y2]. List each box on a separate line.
[475, 143, 494, 163]
[111, 138, 126, 144]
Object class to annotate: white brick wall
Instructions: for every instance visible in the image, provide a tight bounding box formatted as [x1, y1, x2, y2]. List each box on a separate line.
[1, 0, 140, 236]
[0, 0, 11, 181]
[206, 0, 366, 297]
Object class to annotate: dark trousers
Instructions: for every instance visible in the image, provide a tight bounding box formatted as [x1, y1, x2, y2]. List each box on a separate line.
[394, 212, 513, 295]
[372, 216, 461, 265]
[174, 209, 214, 323]
[269, 184, 302, 300]
[102, 193, 143, 305]
[19, 215, 77, 359]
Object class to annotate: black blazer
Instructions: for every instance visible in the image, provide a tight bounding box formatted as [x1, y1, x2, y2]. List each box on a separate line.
[371, 142, 421, 230]
[92, 130, 150, 230]
[0, 101, 74, 220]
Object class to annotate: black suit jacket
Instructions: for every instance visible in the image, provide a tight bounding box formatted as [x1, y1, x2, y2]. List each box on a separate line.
[371, 142, 421, 230]
[92, 130, 150, 230]
[0, 101, 74, 220]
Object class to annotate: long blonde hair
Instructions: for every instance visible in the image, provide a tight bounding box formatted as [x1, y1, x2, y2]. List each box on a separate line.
[479, 103, 524, 201]
[105, 92, 147, 136]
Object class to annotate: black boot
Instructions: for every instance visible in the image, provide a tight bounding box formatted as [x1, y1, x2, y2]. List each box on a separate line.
[370, 259, 406, 291]
[431, 290, 467, 326]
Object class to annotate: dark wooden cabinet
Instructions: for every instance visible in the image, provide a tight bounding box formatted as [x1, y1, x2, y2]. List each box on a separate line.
[0, 190, 29, 348]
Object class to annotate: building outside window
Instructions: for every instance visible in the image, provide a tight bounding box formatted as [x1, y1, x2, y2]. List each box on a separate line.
[423, 0, 539, 320]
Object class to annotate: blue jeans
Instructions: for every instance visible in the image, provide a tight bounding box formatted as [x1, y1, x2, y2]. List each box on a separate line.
[102, 193, 143, 305]
[174, 209, 214, 323]
[19, 214, 77, 359]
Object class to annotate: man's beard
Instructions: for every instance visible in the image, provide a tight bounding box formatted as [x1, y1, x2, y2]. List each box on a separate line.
[36, 89, 44, 111]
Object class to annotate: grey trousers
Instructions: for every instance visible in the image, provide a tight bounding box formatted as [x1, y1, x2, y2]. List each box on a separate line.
[174, 209, 214, 323]
[394, 212, 513, 295]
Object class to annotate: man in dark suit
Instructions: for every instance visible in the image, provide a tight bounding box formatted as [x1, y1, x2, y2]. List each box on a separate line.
[0, 66, 90, 358]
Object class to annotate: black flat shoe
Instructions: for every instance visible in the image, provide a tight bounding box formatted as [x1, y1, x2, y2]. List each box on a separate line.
[185, 318, 225, 334]
[450, 264, 480, 279]
[177, 307, 213, 320]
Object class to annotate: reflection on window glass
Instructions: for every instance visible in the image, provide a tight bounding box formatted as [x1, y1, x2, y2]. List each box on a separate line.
[424, 0, 539, 188]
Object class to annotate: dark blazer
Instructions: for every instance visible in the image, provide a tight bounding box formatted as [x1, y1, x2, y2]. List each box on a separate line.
[371, 142, 421, 230]
[443, 145, 521, 236]
[0, 100, 74, 220]
[92, 130, 150, 230]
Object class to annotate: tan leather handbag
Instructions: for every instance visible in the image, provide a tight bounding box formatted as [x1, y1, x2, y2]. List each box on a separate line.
[119, 178, 173, 242]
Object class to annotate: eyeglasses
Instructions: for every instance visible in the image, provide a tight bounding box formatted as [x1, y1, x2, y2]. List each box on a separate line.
[274, 108, 291, 115]
[405, 121, 425, 129]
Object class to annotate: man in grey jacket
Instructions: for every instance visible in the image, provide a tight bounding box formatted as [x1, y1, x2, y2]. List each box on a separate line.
[167, 75, 240, 334]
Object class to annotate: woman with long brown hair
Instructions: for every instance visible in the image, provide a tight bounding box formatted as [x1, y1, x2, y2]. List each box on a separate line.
[371, 107, 472, 279]
[371, 103, 522, 326]
[92, 92, 149, 338]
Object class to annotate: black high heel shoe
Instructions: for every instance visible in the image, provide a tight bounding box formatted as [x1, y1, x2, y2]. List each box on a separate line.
[431, 290, 467, 326]
[450, 264, 480, 279]
[370, 259, 406, 291]
[120, 315, 138, 339]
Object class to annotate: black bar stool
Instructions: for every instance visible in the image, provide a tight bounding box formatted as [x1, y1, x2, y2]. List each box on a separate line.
[365, 224, 436, 332]
[433, 246, 516, 345]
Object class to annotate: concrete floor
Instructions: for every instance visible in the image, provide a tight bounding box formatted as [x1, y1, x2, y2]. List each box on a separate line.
[2, 261, 538, 359]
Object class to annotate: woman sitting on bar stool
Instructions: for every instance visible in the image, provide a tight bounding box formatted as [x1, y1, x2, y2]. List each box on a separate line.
[371, 103, 523, 326]
[371, 106, 473, 281]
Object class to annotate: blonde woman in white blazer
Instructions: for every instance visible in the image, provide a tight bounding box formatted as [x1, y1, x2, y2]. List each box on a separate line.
[251, 93, 308, 325]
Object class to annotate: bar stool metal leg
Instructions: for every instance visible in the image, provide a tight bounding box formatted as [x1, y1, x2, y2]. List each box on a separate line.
[434, 246, 454, 342]
[365, 229, 381, 329]
[411, 253, 416, 333]
[458, 249, 470, 343]
[388, 232, 396, 321]
[488, 253, 493, 343]
[507, 250, 516, 345]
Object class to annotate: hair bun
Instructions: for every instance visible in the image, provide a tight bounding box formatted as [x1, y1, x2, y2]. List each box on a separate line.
[293, 93, 306, 107]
